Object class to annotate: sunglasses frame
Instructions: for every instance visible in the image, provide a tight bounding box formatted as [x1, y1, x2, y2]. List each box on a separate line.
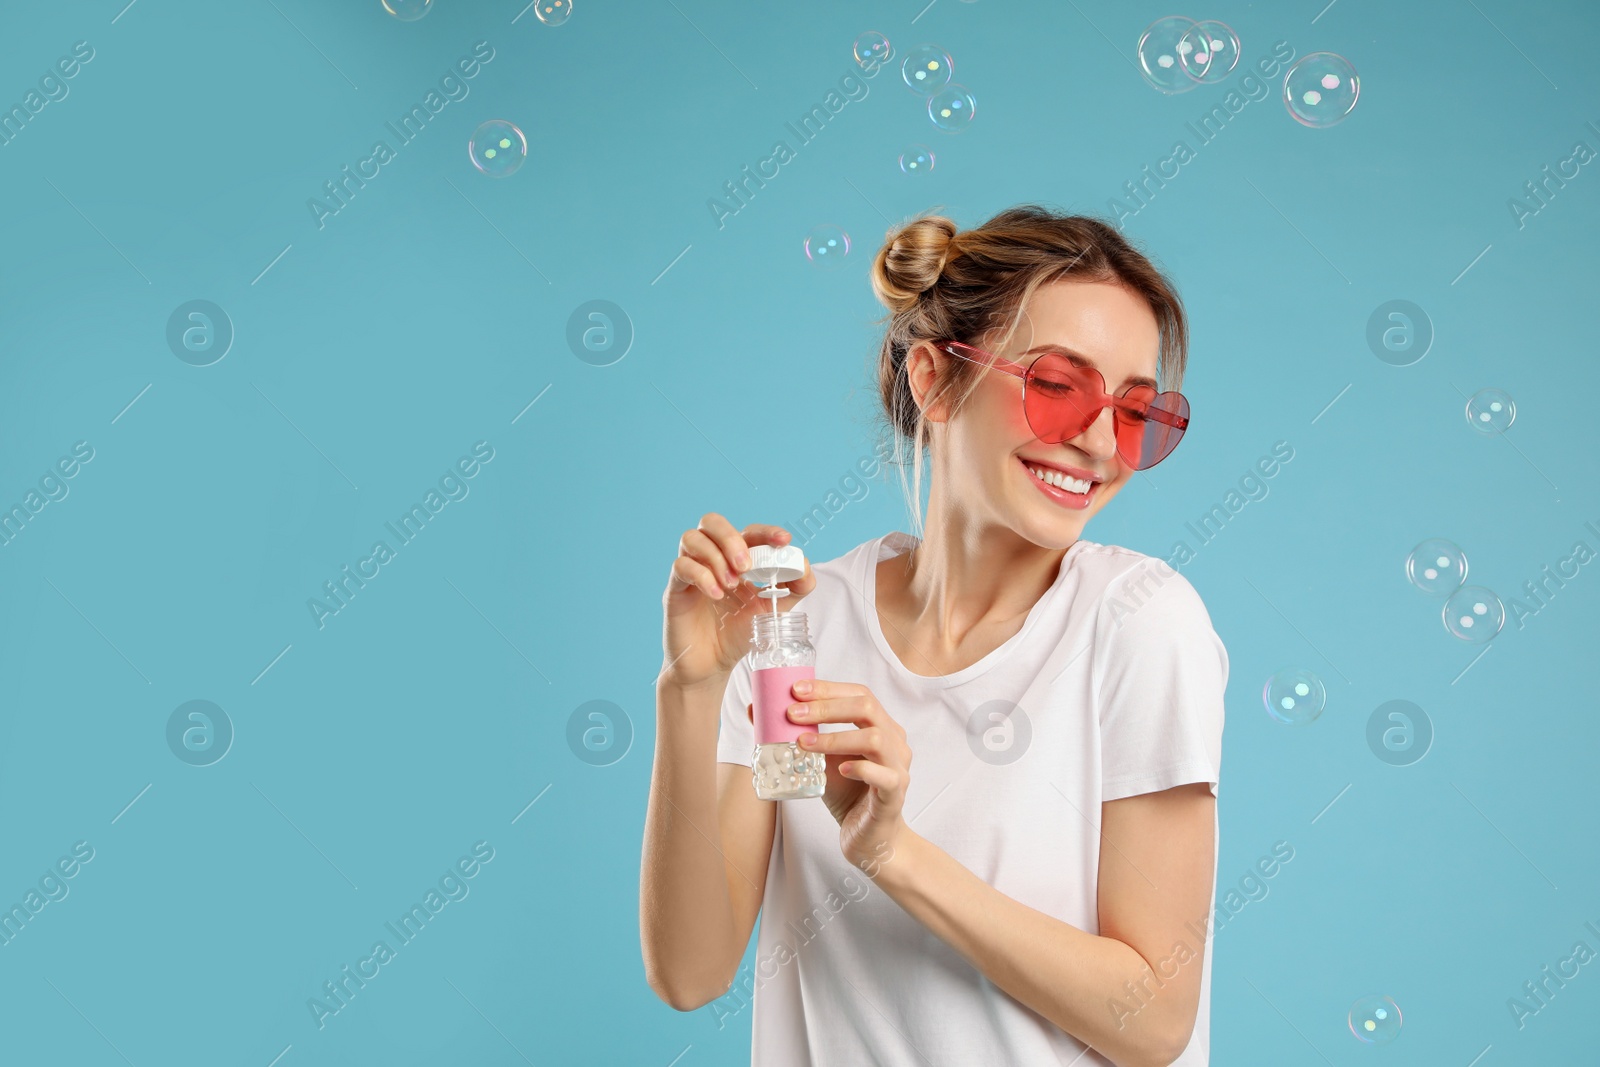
[934, 340, 1191, 470]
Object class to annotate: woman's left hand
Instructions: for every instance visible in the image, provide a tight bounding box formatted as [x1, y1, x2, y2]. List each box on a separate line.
[786, 677, 913, 876]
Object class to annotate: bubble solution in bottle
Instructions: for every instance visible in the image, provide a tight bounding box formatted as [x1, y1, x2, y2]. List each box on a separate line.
[743, 544, 825, 801]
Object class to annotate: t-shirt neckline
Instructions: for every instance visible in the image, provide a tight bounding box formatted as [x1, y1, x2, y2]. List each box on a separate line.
[857, 531, 1089, 689]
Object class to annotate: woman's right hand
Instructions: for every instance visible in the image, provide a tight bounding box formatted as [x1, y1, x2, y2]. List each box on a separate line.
[660, 513, 815, 691]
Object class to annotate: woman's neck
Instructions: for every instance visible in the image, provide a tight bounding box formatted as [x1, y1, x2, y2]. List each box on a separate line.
[878, 517, 1071, 670]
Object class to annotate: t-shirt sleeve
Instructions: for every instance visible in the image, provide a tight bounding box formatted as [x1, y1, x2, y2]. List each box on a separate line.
[715, 655, 756, 767]
[1092, 557, 1228, 803]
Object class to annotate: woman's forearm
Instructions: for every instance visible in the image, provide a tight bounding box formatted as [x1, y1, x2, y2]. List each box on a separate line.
[639, 675, 740, 1009]
[872, 829, 1195, 1067]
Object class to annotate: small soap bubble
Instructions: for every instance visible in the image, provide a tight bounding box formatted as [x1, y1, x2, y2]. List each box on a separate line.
[469, 120, 528, 177]
[1406, 538, 1468, 596]
[1262, 668, 1326, 725]
[1348, 995, 1402, 1044]
[804, 225, 851, 269]
[902, 44, 954, 94]
[929, 85, 977, 132]
[899, 144, 935, 175]
[1466, 388, 1516, 434]
[1284, 52, 1360, 127]
[1444, 586, 1505, 643]
[854, 31, 891, 69]
[533, 0, 572, 25]
[1180, 21, 1239, 83]
[1137, 16, 1204, 94]
[382, 0, 432, 20]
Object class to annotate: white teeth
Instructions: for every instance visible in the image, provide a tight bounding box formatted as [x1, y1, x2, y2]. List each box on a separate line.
[1024, 461, 1091, 495]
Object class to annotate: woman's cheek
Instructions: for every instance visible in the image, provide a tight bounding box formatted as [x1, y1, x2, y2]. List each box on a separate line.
[995, 391, 1032, 439]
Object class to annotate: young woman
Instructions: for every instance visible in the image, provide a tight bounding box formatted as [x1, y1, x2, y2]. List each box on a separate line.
[641, 205, 1227, 1067]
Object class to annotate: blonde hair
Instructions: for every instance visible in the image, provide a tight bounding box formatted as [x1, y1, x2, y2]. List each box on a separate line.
[868, 204, 1189, 542]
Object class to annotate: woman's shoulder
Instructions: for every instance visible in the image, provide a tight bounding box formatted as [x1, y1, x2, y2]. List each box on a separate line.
[1070, 537, 1177, 576]
[1070, 539, 1207, 613]
[799, 530, 900, 578]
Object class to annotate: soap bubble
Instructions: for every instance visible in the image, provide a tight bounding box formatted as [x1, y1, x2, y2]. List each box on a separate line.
[382, 0, 432, 20]
[854, 31, 891, 69]
[1180, 20, 1239, 83]
[804, 225, 851, 269]
[1284, 52, 1360, 127]
[1406, 539, 1468, 596]
[469, 120, 528, 177]
[1263, 669, 1326, 725]
[902, 44, 953, 94]
[1466, 388, 1516, 434]
[533, 0, 572, 25]
[929, 85, 977, 132]
[899, 144, 935, 175]
[1348, 994, 1403, 1044]
[1137, 16, 1204, 94]
[1444, 586, 1505, 643]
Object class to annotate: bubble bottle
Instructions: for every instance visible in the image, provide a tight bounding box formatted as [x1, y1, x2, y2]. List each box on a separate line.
[742, 544, 826, 801]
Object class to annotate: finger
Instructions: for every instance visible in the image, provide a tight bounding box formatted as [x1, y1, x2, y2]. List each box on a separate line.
[780, 558, 816, 600]
[696, 513, 758, 584]
[788, 686, 882, 727]
[681, 527, 741, 591]
[798, 725, 888, 760]
[737, 521, 796, 555]
[669, 553, 726, 600]
[840, 758, 904, 801]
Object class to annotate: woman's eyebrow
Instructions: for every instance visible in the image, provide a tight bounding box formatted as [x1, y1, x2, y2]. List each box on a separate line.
[1021, 344, 1159, 391]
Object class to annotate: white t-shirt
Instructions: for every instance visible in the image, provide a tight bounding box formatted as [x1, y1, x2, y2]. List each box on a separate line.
[714, 530, 1227, 1066]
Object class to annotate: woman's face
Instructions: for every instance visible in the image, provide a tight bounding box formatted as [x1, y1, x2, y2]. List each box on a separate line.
[917, 277, 1164, 547]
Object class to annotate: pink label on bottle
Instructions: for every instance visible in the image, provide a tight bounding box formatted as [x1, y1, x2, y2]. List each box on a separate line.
[752, 665, 815, 745]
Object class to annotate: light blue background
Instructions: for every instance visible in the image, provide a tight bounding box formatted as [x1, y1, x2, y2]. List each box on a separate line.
[1, 0, 1596, 1063]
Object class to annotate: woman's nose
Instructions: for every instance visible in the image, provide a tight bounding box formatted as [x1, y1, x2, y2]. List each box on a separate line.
[1070, 404, 1119, 460]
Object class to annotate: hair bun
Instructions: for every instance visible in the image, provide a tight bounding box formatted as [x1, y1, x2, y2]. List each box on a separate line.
[871, 215, 960, 315]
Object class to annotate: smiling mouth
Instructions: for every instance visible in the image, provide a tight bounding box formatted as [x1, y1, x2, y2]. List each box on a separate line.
[1021, 459, 1098, 493]
[1019, 457, 1101, 510]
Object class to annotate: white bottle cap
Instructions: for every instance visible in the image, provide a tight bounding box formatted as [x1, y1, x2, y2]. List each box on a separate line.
[744, 544, 806, 593]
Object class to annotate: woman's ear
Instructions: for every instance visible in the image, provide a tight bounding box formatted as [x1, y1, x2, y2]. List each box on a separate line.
[906, 340, 954, 425]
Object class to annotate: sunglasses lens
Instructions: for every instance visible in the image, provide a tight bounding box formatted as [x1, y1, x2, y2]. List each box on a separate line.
[1120, 388, 1189, 469]
[1024, 357, 1101, 442]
